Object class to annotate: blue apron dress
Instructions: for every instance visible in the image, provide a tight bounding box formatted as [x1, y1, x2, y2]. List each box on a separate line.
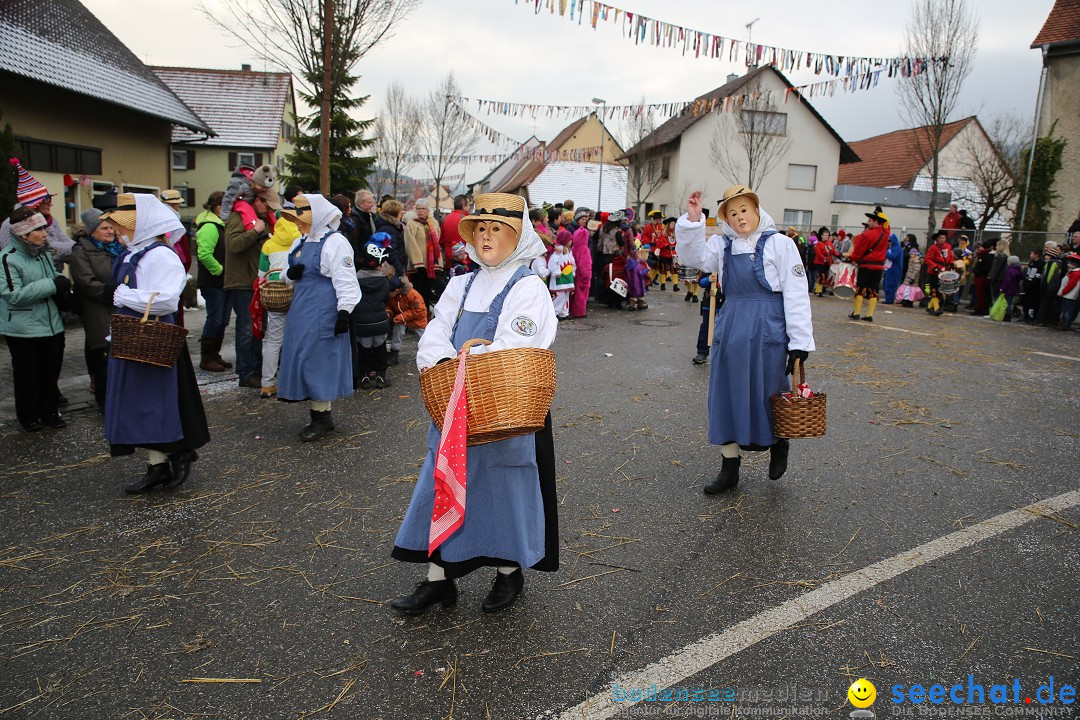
[105, 243, 209, 456]
[708, 233, 789, 450]
[392, 266, 559, 578]
[277, 231, 353, 402]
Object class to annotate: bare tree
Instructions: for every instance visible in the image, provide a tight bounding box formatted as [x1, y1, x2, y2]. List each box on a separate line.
[419, 73, 478, 212]
[896, 0, 980, 240]
[620, 99, 669, 215]
[373, 82, 422, 201]
[709, 83, 792, 190]
[956, 114, 1026, 232]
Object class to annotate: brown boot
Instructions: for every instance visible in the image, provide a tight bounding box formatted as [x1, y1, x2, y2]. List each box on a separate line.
[213, 337, 233, 369]
[199, 339, 226, 372]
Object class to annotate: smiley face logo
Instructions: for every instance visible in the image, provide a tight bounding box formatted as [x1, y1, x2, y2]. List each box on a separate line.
[848, 678, 877, 708]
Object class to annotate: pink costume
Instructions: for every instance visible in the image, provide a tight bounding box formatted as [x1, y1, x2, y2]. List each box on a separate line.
[569, 226, 592, 317]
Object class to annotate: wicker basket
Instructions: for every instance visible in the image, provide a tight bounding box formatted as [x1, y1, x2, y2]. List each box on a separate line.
[110, 292, 189, 368]
[260, 280, 293, 313]
[770, 359, 827, 438]
[419, 338, 557, 446]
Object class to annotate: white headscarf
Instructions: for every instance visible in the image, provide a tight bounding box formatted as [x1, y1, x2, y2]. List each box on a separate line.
[464, 203, 547, 271]
[131, 194, 185, 249]
[298, 194, 341, 237]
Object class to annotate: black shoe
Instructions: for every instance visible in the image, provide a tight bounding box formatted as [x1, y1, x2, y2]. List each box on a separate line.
[691, 295, 699, 303]
[768, 438, 789, 480]
[388, 350, 400, 366]
[299, 409, 334, 442]
[359, 375, 372, 390]
[685, 291, 693, 302]
[163, 450, 198, 490]
[848, 312, 860, 320]
[57, 393, 68, 406]
[390, 579, 457, 614]
[42, 413, 66, 429]
[704, 456, 740, 494]
[692, 354, 708, 365]
[862, 315, 873, 322]
[19, 417, 43, 432]
[660, 283, 666, 291]
[125, 462, 173, 495]
[238, 375, 260, 389]
[482, 569, 524, 613]
[375, 374, 391, 389]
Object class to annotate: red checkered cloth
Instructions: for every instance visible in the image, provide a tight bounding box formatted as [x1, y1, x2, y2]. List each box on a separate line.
[428, 348, 469, 555]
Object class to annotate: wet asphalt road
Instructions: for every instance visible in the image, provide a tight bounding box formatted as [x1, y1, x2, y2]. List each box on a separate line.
[1, 290, 1077, 720]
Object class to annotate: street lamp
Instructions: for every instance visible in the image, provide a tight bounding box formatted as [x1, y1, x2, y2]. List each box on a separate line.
[593, 97, 606, 212]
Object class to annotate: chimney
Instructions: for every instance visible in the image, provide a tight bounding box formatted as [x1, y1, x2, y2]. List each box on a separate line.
[241, 64, 252, 72]
[726, 72, 740, 84]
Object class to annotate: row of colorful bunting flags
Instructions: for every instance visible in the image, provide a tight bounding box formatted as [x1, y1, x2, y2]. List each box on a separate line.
[517, 0, 937, 78]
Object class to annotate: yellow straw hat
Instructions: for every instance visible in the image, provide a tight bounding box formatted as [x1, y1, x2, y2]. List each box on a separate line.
[99, 193, 137, 230]
[458, 193, 525, 243]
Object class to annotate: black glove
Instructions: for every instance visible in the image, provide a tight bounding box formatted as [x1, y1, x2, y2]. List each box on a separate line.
[53, 276, 71, 294]
[286, 264, 305, 280]
[102, 282, 117, 306]
[786, 350, 809, 376]
[333, 309, 350, 335]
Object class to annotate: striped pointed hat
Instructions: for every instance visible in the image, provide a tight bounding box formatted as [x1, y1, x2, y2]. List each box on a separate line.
[10, 158, 51, 207]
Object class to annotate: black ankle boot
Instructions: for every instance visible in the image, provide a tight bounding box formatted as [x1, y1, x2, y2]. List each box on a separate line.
[164, 450, 199, 490]
[704, 456, 740, 494]
[482, 569, 524, 613]
[769, 438, 790, 480]
[125, 462, 173, 495]
[390, 579, 457, 614]
[299, 410, 334, 442]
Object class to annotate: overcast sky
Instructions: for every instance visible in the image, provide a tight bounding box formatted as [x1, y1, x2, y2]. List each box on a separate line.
[81, 0, 1052, 182]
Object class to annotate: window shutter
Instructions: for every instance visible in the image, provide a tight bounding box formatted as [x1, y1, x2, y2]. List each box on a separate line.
[187, 150, 196, 170]
[185, 188, 196, 207]
[254, 153, 264, 167]
[228, 152, 238, 171]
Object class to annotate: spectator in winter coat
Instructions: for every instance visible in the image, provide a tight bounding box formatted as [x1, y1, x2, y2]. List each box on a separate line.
[350, 190, 377, 256]
[998, 256, 1023, 322]
[1058, 252, 1080, 330]
[1038, 242, 1065, 326]
[224, 189, 275, 388]
[440, 195, 470, 265]
[970, 240, 994, 316]
[374, 199, 407, 277]
[987, 239, 1010, 303]
[882, 233, 904, 304]
[404, 199, 444, 307]
[941, 204, 962, 241]
[1022, 248, 1043, 323]
[195, 191, 232, 372]
[69, 208, 123, 410]
[0, 161, 74, 271]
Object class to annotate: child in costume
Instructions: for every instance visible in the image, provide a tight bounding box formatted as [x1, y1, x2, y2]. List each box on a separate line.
[257, 216, 301, 398]
[386, 276, 428, 366]
[277, 195, 361, 442]
[676, 186, 815, 493]
[548, 229, 576, 319]
[1056, 252, 1080, 330]
[391, 192, 558, 615]
[351, 241, 393, 389]
[625, 246, 650, 310]
[100, 194, 210, 493]
[654, 217, 679, 291]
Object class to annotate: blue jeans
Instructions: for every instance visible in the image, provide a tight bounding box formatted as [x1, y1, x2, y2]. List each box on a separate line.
[225, 288, 261, 380]
[1062, 297, 1078, 328]
[199, 287, 232, 340]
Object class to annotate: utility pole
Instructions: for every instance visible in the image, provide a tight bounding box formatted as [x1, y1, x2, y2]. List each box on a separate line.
[593, 98, 606, 211]
[319, 0, 333, 195]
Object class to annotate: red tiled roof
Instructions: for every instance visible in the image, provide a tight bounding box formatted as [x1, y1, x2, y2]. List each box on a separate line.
[837, 118, 975, 187]
[1032, 0, 1080, 47]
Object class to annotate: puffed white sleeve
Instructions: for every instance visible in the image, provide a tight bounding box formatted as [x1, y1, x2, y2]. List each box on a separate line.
[319, 233, 361, 312]
[771, 236, 816, 352]
[113, 247, 186, 315]
[416, 274, 464, 371]
[470, 275, 556, 355]
[281, 238, 302, 287]
[675, 213, 724, 281]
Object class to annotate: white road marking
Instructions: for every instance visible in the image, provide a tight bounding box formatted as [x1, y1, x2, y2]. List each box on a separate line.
[1028, 351, 1080, 362]
[552, 489, 1080, 720]
[851, 322, 932, 336]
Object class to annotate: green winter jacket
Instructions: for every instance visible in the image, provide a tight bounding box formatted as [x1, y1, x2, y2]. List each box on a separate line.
[0, 235, 64, 338]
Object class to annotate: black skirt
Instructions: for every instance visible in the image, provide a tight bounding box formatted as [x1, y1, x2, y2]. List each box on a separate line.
[391, 413, 559, 579]
[109, 345, 210, 457]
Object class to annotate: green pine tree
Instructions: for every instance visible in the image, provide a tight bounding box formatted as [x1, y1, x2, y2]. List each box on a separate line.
[285, 61, 375, 195]
[0, 106, 17, 214]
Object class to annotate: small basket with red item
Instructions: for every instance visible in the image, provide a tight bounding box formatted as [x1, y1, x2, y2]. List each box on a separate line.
[770, 358, 826, 438]
[110, 292, 189, 368]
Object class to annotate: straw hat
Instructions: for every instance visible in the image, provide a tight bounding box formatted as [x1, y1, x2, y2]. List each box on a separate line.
[160, 189, 184, 206]
[100, 193, 137, 230]
[458, 193, 524, 242]
[718, 185, 759, 218]
[280, 195, 312, 226]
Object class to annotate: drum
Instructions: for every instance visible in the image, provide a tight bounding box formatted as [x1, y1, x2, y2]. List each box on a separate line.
[830, 262, 857, 299]
[938, 270, 960, 295]
[677, 264, 698, 284]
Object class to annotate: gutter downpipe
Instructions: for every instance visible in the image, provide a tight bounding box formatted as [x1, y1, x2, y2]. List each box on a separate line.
[1018, 45, 1048, 233]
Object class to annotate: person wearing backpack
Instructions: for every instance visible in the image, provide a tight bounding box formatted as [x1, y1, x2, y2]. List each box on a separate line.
[194, 191, 232, 372]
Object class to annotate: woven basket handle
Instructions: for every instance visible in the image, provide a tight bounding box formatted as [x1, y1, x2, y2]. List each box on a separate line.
[459, 338, 492, 355]
[139, 292, 160, 324]
[790, 358, 807, 393]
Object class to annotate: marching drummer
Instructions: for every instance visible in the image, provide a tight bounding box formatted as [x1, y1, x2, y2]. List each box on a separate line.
[390, 192, 559, 615]
[844, 207, 890, 322]
[676, 186, 815, 494]
[923, 230, 955, 317]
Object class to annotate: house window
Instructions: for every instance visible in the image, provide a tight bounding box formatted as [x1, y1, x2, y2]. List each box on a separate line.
[786, 164, 817, 190]
[228, 152, 262, 170]
[647, 160, 657, 183]
[660, 204, 668, 216]
[783, 209, 812, 229]
[277, 156, 286, 173]
[740, 110, 787, 136]
[122, 183, 160, 195]
[237, 152, 256, 168]
[173, 149, 196, 170]
[282, 121, 295, 142]
[831, 214, 839, 229]
[660, 156, 670, 181]
[16, 137, 102, 175]
[174, 186, 195, 208]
